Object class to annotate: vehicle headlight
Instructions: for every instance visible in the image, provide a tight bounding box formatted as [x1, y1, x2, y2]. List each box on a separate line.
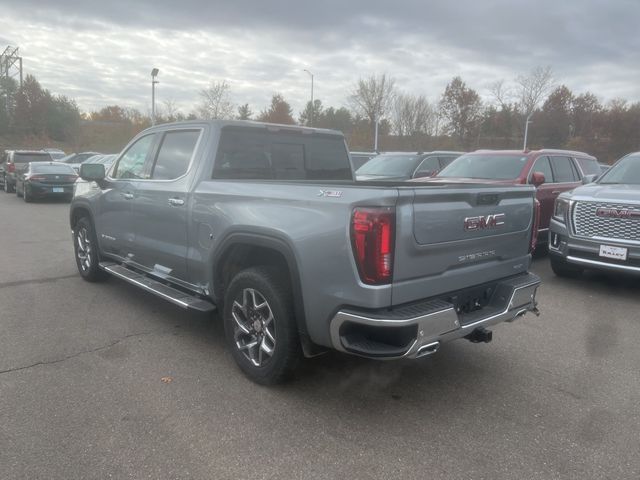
[553, 198, 569, 223]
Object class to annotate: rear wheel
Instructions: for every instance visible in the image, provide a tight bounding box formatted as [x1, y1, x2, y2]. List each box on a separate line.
[4, 179, 14, 193]
[73, 216, 108, 282]
[550, 256, 584, 278]
[23, 185, 30, 202]
[223, 267, 301, 384]
[16, 183, 23, 198]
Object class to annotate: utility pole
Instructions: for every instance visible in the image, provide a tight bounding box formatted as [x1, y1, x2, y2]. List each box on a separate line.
[303, 69, 314, 127]
[151, 68, 159, 125]
[374, 115, 379, 152]
[523, 111, 533, 151]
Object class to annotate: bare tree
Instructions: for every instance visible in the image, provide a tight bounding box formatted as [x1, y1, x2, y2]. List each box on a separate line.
[515, 66, 554, 115]
[197, 80, 234, 120]
[349, 74, 396, 124]
[488, 79, 513, 109]
[392, 93, 435, 137]
[162, 99, 182, 122]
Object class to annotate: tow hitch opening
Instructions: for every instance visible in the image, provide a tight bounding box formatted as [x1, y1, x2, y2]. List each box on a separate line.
[465, 327, 493, 343]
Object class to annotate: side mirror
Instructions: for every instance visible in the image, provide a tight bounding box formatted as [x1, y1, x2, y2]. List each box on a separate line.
[530, 171, 546, 187]
[80, 163, 106, 182]
[582, 174, 598, 184]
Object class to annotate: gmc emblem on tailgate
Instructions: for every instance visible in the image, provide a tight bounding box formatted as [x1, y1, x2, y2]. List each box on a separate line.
[595, 207, 640, 219]
[464, 213, 506, 231]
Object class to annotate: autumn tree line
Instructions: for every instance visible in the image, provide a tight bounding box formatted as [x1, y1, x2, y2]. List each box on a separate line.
[1, 66, 639, 163]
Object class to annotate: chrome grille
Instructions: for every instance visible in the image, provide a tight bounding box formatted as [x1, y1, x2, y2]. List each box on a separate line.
[572, 201, 640, 242]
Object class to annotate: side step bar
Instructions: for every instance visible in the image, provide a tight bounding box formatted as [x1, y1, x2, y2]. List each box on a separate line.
[99, 262, 216, 313]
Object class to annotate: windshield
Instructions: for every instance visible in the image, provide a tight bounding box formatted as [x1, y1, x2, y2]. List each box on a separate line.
[356, 154, 420, 177]
[598, 154, 640, 185]
[13, 153, 52, 163]
[437, 154, 528, 180]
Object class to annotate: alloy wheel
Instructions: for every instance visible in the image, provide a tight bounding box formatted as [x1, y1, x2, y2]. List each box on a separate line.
[76, 227, 92, 272]
[231, 288, 276, 367]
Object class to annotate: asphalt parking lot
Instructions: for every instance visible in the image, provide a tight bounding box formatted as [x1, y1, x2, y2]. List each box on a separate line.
[1, 193, 639, 480]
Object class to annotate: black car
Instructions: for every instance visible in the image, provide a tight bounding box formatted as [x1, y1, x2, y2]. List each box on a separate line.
[3, 150, 53, 193]
[349, 151, 377, 170]
[15, 162, 78, 202]
[355, 151, 464, 181]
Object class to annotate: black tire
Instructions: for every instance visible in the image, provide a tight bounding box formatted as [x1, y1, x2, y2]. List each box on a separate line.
[223, 266, 301, 384]
[550, 255, 584, 278]
[23, 186, 30, 202]
[17, 183, 23, 198]
[73, 216, 108, 282]
[4, 180, 14, 193]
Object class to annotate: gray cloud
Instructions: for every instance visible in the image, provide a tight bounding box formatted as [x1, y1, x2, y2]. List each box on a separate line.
[1, 0, 638, 115]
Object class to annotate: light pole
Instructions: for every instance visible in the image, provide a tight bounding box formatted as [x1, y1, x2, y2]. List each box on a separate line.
[523, 111, 533, 151]
[151, 68, 159, 125]
[303, 69, 314, 126]
[374, 115, 379, 152]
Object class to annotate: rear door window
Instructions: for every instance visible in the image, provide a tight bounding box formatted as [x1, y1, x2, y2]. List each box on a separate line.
[550, 156, 578, 183]
[151, 130, 200, 180]
[530, 156, 554, 183]
[213, 127, 351, 180]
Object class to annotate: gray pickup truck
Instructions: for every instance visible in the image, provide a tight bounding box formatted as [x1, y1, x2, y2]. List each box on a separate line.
[70, 120, 540, 384]
[550, 152, 640, 277]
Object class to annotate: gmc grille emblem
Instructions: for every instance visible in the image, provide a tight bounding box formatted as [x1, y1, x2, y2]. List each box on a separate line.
[595, 207, 640, 219]
[464, 213, 506, 231]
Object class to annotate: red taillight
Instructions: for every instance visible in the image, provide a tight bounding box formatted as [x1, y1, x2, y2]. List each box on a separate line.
[66, 175, 78, 182]
[8, 163, 15, 173]
[530, 199, 541, 253]
[29, 175, 47, 182]
[351, 207, 395, 285]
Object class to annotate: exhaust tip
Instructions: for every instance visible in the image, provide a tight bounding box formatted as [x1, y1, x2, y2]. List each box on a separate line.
[416, 341, 440, 358]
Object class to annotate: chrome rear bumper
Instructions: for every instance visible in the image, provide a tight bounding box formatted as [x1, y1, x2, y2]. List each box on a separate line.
[329, 273, 540, 359]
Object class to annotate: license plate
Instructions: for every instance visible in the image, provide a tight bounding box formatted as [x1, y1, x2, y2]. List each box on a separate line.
[599, 244, 628, 261]
[52, 187, 64, 193]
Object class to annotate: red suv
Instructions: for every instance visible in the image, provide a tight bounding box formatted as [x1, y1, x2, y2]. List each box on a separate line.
[412, 149, 600, 244]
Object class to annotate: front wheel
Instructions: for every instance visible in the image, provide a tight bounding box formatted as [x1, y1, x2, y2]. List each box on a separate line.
[16, 183, 23, 198]
[223, 267, 301, 384]
[550, 256, 584, 278]
[73, 217, 108, 282]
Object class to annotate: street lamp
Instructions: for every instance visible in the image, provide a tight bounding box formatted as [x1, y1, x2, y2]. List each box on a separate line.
[523, 111, 533, 151]
[151, 68, 159, 125]
[303, 69, 314, 127]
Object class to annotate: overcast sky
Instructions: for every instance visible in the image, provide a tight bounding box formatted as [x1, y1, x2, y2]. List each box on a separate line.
[1, 0, 638, 117]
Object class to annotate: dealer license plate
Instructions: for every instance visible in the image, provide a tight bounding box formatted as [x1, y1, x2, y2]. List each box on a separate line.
[52, 187, 64, 193]
[599, 244, 628, 261]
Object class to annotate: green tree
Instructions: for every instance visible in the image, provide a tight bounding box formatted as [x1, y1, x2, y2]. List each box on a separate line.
[299, 99, 323, 126]
[538, 85, 574, 147]
[258, 94, 295, 124]
[237, 103, 253, 120]
[46, 95, 81, 141]
[13, 74, 49, 135]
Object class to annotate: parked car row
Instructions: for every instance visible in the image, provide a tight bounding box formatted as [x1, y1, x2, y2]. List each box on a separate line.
[1, 150, 111, 202]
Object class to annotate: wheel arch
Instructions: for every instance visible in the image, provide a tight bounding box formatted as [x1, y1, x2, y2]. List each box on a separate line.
[212, 232, 317, 355]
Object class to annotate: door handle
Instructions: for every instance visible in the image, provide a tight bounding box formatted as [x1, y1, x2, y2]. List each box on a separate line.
[168, 198, 185, 206]
[122, 192, 134, 200]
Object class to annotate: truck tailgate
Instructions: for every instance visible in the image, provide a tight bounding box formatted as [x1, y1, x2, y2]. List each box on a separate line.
[392, 184, 536, 305]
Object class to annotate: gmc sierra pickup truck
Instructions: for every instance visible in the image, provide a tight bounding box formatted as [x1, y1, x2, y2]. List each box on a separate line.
[71, 120, 541, 384]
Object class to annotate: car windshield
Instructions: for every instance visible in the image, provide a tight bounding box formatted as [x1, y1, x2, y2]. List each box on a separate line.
[437, 154, 528, 180]
[13, 153, 52, 163]
[356, 154, 420, 176]
[31, 163, 77, 174]
[598, 154, 640, 185]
